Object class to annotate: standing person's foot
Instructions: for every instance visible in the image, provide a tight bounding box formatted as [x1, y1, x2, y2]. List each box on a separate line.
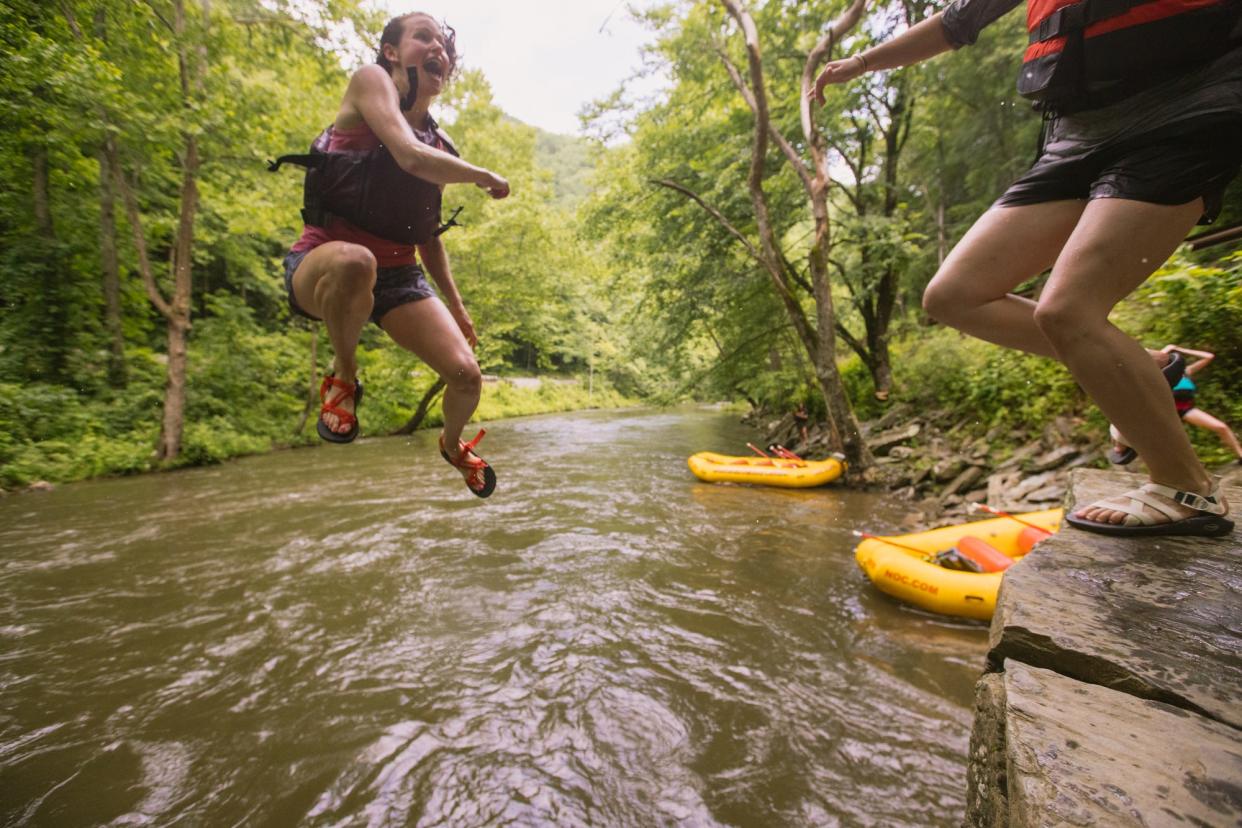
[440, 429, 497, 498]
[318, 374, 362, 443]
[1067, 479, 1232, 537]
[1106, 425, 1137, 465]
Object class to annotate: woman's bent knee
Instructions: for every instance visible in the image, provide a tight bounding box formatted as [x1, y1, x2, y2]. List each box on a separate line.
[922, 277, 965, 325]
[1031, 297, 1095, 346]
[337, 246, 377, 271]
[444, 358, 482, 390]
[325, 247, 377, 293]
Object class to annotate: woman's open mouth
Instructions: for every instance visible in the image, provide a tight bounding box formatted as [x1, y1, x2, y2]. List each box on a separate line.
[423, 59, 445, 81]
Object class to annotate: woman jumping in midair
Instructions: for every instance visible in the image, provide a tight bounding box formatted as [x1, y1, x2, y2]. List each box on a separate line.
[280, 12, 508, 497]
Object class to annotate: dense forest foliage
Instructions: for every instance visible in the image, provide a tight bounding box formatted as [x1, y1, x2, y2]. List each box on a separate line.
[2, 0, 1240, 489]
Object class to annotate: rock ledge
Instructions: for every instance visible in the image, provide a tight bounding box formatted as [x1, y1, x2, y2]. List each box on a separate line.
[967, 468, 1242, 826]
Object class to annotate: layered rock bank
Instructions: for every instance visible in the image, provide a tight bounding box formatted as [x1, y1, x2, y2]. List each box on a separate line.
[967, 468, 1242, 826]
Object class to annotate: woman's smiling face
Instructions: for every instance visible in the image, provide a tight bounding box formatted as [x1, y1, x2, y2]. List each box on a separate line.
[386, 13, 453, 97]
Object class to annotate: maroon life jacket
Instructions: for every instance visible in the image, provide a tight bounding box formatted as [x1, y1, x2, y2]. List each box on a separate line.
[268, 118, 461, 245]
[1018, 0, 1242, 113]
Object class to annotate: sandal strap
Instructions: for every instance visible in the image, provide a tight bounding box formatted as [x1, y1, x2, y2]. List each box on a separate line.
[440, 430, 492, 493]
[442, 429, 488, 470]
[319, 374, 359, 428]
[455, 429, 487, 468]
[320, 402, 357, 427]
[1123, 491, 1188, 523]
[461, 429, 486, 455]
[1141, 482, 1226, 515]
[1082, 491, 1176, 526]
[320, 375, 358, 406]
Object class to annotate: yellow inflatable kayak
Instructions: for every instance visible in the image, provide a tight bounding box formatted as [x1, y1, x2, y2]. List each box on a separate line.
[853, 508, 1062, 621]
[687, 451, 845, 488]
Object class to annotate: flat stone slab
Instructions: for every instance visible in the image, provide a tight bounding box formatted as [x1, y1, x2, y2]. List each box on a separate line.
[969, 661, 1242, 827]
[989, 468, 1242, 728]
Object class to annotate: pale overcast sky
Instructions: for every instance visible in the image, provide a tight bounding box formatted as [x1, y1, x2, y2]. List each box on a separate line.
[377, 0, 662, 135]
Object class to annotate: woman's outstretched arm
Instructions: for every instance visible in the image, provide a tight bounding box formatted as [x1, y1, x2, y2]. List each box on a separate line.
[812, 12, 953, 103]
[342, 64, 509, 197]
[1163, 344, 1215, 375]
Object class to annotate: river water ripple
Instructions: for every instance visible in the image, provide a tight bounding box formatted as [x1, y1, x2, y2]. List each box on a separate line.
[0, 407, 988, 826]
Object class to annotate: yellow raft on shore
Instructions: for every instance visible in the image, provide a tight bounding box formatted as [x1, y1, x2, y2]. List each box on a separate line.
[853, 508, 1063, 621]
[687, 452, 846, 488]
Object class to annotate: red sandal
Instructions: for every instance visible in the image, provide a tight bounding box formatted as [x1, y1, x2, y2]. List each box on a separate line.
[440, 429, 497, 498]
[317, 374, 363, 444]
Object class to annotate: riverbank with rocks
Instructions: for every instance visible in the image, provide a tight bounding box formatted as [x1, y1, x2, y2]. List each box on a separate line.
[762, 404, 1101, 526]
[761, 405, 1241, 528]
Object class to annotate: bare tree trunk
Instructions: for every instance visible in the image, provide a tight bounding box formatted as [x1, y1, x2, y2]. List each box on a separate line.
[106, 0, 206, 461]
[717, 0, 874, 473]
[393, 378, 447, 435]
[159, 133, 200, 460]
[98, 143, 127, 385]
[82, 7, 127, 386]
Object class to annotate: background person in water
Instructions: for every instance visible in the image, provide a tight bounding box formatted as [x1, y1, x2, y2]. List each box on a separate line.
[280, 12, 509, 497]
[811, 0, 1241, 537]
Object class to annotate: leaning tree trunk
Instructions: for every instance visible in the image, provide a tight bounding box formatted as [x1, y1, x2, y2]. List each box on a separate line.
[393, 378, 447, 435]
[717, 0, 875, 472]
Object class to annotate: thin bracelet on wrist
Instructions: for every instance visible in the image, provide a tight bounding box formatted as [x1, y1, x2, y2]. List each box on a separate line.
[853, 53, 869, 73]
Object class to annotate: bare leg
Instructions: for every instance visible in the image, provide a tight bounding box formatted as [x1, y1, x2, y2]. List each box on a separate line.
[1183, 408, 1242, 460]
[291, 243, 377, 435]
[1030, 197, 1226, 524]
[922, 201, 1086, 357]
[379, 298, 483, 473]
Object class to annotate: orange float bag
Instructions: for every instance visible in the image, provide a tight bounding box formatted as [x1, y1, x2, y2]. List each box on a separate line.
[955, 536, 1014, 573]
[1016, 526, 1053, 555]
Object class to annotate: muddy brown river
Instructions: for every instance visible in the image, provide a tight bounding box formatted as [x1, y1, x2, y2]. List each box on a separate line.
[0, 407, 989, 826]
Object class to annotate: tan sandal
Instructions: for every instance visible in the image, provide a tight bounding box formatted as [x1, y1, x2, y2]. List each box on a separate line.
[1066, 480, 1232, 537]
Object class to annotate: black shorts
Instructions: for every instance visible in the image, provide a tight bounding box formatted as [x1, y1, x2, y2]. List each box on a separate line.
[282, 249, 436, 325]
[995, 116, 1242, 225]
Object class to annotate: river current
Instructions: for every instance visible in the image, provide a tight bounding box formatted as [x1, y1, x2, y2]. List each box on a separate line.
[0, 407, 988, 826]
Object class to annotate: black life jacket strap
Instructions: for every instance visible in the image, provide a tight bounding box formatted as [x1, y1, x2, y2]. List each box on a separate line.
[1030, 0, 1162, 43]
[267, 153, 322, 172]
[434, 205, 464, 237]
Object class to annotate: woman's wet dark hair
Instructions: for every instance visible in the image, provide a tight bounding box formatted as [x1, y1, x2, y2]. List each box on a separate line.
[375, 13, 457, 78]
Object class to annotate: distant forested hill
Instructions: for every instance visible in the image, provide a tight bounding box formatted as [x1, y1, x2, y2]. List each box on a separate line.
[533, 129, 596, 209]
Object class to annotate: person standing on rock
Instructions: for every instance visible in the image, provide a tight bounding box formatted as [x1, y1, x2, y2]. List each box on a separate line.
[811, 0, 1241, 537]
[273, 12, 508, 498]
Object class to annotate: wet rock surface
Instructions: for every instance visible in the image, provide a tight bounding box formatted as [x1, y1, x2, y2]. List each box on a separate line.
[969, 661, 1242, 827]
[992, 469, 1242, 727]
[968, 469, 1241, 826]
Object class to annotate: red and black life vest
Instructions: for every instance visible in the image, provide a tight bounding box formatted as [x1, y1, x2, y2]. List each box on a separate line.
[1018, 0, 1242, 112]
[267, 120, 461, 246]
